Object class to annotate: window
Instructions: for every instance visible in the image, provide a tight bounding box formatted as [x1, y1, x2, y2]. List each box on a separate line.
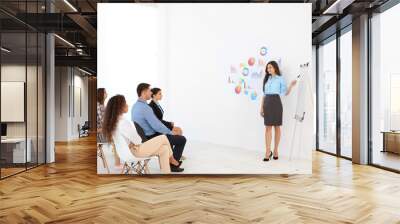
[390, 74, 400, 130]
[317, 37, 337, 154]
[370, 3, 400, 171]
[339, 29, 352, 158]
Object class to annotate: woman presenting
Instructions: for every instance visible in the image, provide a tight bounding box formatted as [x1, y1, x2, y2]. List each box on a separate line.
[260, 61, 297, 161]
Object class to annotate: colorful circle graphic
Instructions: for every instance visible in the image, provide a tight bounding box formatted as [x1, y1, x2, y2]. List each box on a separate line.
[260, 47, 267, 56]
[250, 91, 257, 100]
[235, 85, 241, 94]
[242, 67, 249, 76]
[248, 57, 255, 66]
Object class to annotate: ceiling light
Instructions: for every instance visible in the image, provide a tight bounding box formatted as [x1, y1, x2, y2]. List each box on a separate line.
[322, 0, 354, 15]
[78, 67, 92, 76]
[54, 34, 75, 48]
[63, 0, 78, 12]
[1, 47, 11, 53]
[76, 49, 84, 55]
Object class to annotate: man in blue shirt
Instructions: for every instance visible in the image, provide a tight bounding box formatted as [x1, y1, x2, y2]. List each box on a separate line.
[132, 83, 186, 170]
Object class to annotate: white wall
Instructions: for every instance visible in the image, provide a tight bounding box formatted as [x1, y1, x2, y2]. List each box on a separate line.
[98, 4, 313, 158]
[55, 67, 89, 141]
[97, 4, 167, 118]
[71, 73, 89, 138]
[1, 64, 46, 163]
[55, 67, 69, 141]
[1, 65, 38, 138]
[165, 4, 312, 154]
[1, 66, 26, 129]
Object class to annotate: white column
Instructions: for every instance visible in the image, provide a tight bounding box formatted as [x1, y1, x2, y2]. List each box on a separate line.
[46, 33, 55, 163]
[45, 0, 56, 163]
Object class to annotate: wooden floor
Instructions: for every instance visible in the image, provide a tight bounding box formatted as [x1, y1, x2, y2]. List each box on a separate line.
[1, 167, 26, 178]
[1, 136, 400, 224]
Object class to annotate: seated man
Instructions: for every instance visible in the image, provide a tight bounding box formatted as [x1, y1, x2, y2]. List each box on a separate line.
[132, 83, 186, 170]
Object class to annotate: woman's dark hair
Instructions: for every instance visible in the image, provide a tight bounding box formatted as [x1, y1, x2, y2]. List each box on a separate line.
[151, 88, 161, 98]
[263, 61, 281, 91]
[102, 95, 126, 142]
[97, 88, 106, 104]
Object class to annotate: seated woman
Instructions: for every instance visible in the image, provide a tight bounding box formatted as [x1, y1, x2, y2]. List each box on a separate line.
[102, 95, 184, 173]
[149, 88, 183, 135]
[96, 88, 107, 143]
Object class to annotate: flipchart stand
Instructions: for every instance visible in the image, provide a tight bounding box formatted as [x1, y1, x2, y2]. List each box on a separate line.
[289, 62, 312, 161]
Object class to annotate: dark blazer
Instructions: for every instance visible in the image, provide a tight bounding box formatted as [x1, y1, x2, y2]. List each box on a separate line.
[148, 100, 174, 130]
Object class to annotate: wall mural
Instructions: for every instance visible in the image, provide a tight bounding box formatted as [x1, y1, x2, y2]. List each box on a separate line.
[227, 46, 281, 101]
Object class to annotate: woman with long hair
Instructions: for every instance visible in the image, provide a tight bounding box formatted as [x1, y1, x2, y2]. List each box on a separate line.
[102, 95, 183, 173]
[97, 88, 107, 142]
[260, 61, 297, 161]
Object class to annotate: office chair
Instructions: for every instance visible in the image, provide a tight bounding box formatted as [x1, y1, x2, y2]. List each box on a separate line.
[78, 121, 90, 138]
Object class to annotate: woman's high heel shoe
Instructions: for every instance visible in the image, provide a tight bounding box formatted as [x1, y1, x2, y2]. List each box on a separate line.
[273, 150, 279, 160]
[263, 152, 273, 162]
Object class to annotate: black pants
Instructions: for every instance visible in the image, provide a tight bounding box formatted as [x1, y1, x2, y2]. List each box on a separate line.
[147, 133, 186, 161]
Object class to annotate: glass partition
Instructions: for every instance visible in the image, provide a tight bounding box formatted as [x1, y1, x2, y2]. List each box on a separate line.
[0, 1, 46, 179]
[1, 31, 28, 177]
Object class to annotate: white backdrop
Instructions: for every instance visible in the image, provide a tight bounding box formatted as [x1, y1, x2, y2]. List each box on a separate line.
[98, 4, 167, 113]
[98, 3, 313, 158]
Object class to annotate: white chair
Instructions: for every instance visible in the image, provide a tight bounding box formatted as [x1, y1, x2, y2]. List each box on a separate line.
[97, 143, 110, 174]
[112, 133, 156, 175]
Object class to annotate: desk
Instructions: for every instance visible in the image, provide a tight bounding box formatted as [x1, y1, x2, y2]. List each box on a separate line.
[1, 138, 31, 164]
[381, 131, 400, 154]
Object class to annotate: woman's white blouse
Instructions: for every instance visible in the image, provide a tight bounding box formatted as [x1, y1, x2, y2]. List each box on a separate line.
[114, 118, 143, 145]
